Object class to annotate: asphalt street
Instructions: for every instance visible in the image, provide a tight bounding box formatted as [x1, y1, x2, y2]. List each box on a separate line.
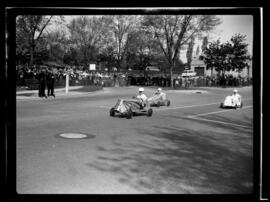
[16, 86, 253, 194]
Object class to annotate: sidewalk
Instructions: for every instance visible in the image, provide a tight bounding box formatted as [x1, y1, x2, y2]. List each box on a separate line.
[16, 86, 105, 100]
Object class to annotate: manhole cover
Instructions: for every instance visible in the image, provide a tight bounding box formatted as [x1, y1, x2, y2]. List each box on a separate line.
[57, 133, 95, 139]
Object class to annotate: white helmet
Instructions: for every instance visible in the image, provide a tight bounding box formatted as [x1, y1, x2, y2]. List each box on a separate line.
[157, 88, 162, 91]
[233, 89, 238, 93]
[138, 87, 144, 92]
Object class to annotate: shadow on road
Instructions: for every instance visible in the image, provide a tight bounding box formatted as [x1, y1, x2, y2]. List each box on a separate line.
[86, 124, 253, 194]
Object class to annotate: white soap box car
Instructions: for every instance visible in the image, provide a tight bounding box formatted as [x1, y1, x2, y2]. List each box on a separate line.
[220, 95, 243, 109]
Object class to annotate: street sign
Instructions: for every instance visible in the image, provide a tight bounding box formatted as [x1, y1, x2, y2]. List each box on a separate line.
[89, 64, 96, 70]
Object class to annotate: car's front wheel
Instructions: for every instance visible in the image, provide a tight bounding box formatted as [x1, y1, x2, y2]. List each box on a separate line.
[220, 103, 224, 108]
[166, 100, 171, 106]
[110, 108, 115, 116]
[147, 108, 153, 117]
[126, 109, 133, 119]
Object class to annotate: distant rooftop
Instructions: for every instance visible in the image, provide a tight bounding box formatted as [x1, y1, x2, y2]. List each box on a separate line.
[191, 57, 206, 67]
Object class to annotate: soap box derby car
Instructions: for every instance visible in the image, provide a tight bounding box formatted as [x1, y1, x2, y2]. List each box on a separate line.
[147, 94, 170, 107]
[220, 95, 243, 109]
[110, 98, 153, 119]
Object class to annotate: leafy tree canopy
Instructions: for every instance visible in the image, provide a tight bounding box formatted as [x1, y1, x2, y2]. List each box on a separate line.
[200, 34, 251, 75]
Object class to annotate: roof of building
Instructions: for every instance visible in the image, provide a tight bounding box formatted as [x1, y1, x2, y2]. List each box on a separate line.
[190, 58, 206, 67]
[146, 66, 160, 71]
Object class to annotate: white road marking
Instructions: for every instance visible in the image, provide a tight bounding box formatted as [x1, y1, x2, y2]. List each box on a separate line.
[187, 106, 253, 118]
[186, 106, 253, 129]
[186, 116, 253, 129]
[155, 98, 252, 111]
[99, 102, 221, 110]
[155, 102, 221, 111]
[99, 98, 252, 111]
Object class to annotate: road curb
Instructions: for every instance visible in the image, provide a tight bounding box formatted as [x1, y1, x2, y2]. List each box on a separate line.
[16, 88, 110, 100]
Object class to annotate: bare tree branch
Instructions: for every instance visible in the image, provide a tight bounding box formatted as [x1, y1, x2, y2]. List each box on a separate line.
[35, 16, 53, 43]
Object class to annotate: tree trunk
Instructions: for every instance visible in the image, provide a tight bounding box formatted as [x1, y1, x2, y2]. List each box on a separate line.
[29, 45, 35, 67]
[117, 59, 121, 72]
[170, 64, 174, 88]
[222, 70, 225, 87]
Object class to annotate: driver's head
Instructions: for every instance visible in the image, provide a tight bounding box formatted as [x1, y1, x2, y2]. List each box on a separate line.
[233, 89, 238, 94]
[138, 87, 144, 93]
[157, 88, 162, 92]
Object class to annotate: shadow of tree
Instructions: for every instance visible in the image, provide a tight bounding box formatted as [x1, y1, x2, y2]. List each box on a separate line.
[86, 125, 253, 194]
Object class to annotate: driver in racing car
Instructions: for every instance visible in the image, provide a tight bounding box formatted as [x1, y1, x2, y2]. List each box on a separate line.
[154, 88, 166, 101]
[135, 87, 148, 107]
[231, 89, 242, 107]
[123, 88, 147, 110]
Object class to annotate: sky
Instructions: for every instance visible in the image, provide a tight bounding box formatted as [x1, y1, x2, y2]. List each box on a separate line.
[210, 15, 253, 53]
[181, 15, 254, 62]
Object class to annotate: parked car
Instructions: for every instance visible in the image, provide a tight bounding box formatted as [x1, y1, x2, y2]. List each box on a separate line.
[181, 70, 197, 77]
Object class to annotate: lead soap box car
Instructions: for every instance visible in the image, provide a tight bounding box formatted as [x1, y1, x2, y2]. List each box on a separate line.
[220, 95, 243, 109]
[110, 98, 153, 119]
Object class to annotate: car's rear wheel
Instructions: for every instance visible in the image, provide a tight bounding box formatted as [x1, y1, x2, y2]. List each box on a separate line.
[156, 101, 161, 107]
[220, 103, 224, 108]
[240, 102, 243, 108]
[126, 109, 133, 119]
[110, 108, 115, 116]
[147, 108, 153, 117]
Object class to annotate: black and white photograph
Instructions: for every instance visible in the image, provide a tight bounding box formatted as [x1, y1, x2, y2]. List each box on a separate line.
[4, 6, 264, 200]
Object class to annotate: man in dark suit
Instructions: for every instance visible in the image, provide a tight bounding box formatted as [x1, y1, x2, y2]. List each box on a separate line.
[38, 67, 47, 98]
[46, 67, 55, 98]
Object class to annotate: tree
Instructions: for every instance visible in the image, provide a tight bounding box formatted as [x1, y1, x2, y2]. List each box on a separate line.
[98, 46, 117, 73]
[201, 36, 208, 51]
[16, 15, 60, 66]
[200, 40, 220, 76]
[229, 34, 251, 72]
[201, 34, 251, 80]
[123, 29, 159, 70]
[67, 16, 108, 66]
[44, 29, 68, 64]
[196, 45, 200, 57]
[200, 40, 231, 77]
[142, 15, 221, 88]
[186, 36, 195, 68]
[104, 15, 139, 71]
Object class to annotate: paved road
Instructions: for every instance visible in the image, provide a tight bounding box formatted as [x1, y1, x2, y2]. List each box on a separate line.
[16, 86, 253, 194]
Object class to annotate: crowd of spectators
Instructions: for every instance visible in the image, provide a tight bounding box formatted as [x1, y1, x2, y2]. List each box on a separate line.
[16, 64, 252, 90]
[128, 74, 252, 88]
[16, 64, 129, 89]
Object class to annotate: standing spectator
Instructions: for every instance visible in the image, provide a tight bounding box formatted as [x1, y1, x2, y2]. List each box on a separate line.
[46, 68, 55, 98]
[113, 73, 117, 86]
[38, 67, 47, 98]
[185, 77, 190, 88]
